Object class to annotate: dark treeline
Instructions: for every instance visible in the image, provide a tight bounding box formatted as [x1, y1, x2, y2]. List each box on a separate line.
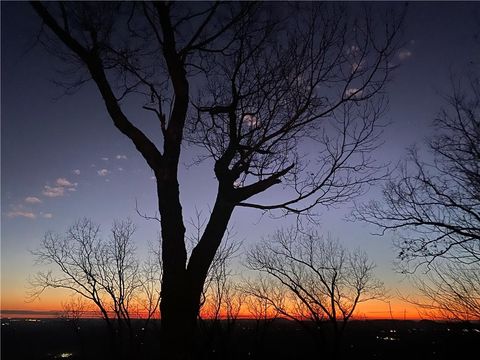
[2, 318, 479, 360]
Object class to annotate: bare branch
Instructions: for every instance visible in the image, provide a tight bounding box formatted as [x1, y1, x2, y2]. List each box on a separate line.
[355, 72, 480, 269]
[246, 226, 385, 348]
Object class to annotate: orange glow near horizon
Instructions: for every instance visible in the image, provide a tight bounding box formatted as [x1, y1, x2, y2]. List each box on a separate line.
[1, 295, 440, 321]
[349, 300, 425, 320]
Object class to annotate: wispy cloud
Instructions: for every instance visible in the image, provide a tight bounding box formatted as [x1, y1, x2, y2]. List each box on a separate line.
[72, 169, 81, 175]
[345, 88, 363, 98]
[7, 210, 36, 219]
[116, 154, 127, 160]
[43, 177, 77, 197]
[42, 213, 53, 219]
[25, 196, 42, 204]
[42, 185, 65, 197]
[398, 49, 412, 61]
[101, 157, 109, 161]
[56, 178, 74, 187]
[346, 44, 360, 56]
[351, 60, 366, 74]
[118, 167, 124, 171]
[97, 169, 109, 177]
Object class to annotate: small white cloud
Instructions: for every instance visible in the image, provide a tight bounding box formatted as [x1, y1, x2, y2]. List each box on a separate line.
[97, 169, 109, 177]
[346, 44, 360, 55]
[42, 213, 53, 219]
[91, 164, 96, 168]
[243, 114, 260, 128]
[56, 178, 74, 187]
[43, 177, 77, 197]
[25, 196, 42, 204]
[7, 210, 36, 219]
[42, 185, 65, 197]
[345, 88, 363, 98]
[351, 60, 365, 73]
[118, 167, 124, 171]
[72, 169, 81, 175]
[101, 157, 109, 161]
[116, 155, 127, 160]
[398, 49, 412, 61]
[150, 176, 156, 180]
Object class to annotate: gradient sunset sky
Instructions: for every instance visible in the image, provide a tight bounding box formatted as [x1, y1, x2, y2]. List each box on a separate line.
[1, 2, 479, 319]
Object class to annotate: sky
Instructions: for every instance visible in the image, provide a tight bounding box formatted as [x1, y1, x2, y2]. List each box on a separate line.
[1, 2, 479, 319]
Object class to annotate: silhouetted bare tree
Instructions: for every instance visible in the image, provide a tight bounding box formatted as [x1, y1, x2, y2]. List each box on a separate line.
[355, 68, 480, 320]
[61, 296, 88, 331]
[356, 76, 480, 270]
[198, 274, 244, 359]
[246, 228, 385, 357]
[194, 218, 243, 359]
[242, 276, 282, 359]
[31, 2, 402, 357]
[30, 218, 161, 359]
[407, 261, 480, 320]
[60, 296, 89, 359]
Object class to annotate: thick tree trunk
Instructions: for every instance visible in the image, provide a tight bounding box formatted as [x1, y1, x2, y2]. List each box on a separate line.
[160, 281, 198, 360]
[159, 187, 235, 359]
[156, 176, 191, 359]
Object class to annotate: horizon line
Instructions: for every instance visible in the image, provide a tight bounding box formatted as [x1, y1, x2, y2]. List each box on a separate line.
[0, 309, 443, 321]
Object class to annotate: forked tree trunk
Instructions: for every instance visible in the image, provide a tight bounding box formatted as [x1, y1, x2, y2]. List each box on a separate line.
[158, 188, 235, 359]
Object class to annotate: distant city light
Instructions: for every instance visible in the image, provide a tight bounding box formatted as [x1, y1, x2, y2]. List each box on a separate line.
[57, 353, 73, 359]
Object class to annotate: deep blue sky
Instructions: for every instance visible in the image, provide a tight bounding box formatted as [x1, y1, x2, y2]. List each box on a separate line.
[1, 2, 479, 315]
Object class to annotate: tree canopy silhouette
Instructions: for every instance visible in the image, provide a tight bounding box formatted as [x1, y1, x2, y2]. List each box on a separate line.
[356, 74, 480, 270]
[30, 218, 161, 359]
[31, 2, 402, 357]
[355, 69, 480, 320]
[246, 227, 385, 356]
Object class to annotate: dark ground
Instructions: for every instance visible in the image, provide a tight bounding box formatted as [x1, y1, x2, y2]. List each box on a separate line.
[1, 317, 479, 360]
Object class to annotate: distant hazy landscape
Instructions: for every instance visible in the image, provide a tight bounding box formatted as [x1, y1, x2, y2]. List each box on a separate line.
[2, 317, 479, 360]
